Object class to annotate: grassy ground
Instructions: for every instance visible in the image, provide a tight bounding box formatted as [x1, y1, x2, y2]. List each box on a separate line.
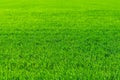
[0, 0, 120, 80]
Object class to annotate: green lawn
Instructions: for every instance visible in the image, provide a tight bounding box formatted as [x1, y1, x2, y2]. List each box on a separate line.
[0, 0, 120, 80]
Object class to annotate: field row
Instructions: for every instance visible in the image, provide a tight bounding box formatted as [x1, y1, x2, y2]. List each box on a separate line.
[0, 9, 120, 29]
[0, 29, 120, 80]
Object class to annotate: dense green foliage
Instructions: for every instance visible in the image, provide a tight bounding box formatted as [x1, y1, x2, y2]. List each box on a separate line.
[0, 0, 120, 80]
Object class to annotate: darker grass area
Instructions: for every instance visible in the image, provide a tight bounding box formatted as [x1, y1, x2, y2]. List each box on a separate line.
[0, 29, 120, 80]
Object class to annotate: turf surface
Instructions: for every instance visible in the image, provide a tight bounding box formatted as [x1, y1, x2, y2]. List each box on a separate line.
[0, 0, 120, 80]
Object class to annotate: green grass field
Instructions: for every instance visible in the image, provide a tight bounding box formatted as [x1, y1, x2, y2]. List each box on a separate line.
[0, 0, 120, 80]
